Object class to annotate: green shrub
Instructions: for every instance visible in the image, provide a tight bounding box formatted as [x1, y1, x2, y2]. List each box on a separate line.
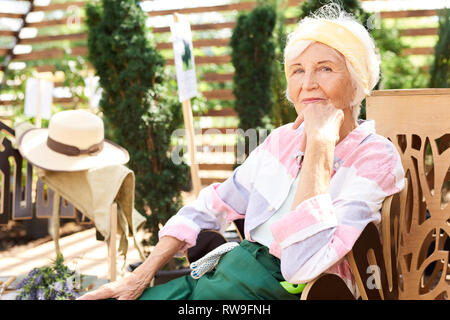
[85, 0, 189, 248]
[429, 8, 450, 88]
[271, 2, 297, 127]
[230, 4, 277, 157]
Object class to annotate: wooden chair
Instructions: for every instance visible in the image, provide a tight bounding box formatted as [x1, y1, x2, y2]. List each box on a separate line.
[156, 89, 450, 300]
[302, 89, 450, 300]
[363, 89, 450, 300]
[300, 191, 403, 300]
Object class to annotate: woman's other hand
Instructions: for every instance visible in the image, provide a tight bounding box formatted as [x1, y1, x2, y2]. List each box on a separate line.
[76, 272, 150, 300]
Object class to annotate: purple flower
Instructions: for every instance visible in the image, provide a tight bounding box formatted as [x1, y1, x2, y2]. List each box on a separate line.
[37, 288, 46, 300]
[34, 274, 44, 286]
[29, 268, 39, 277]
[15, 278, 27, 290]
[16, 268, 39, 289]
[54, 281, 63, 292]
[29, 290, 37, 300]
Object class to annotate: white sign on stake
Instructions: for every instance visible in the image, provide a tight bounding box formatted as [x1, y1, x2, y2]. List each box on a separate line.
[170, 14, 201, 198]
[24, 78, 53, 122]
[170, 15, 198, 102]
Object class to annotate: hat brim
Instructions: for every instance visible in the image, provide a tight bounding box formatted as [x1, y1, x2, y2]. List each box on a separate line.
[18, 128, 130, 172]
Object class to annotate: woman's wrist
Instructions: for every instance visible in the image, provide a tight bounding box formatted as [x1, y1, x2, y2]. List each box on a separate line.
[132, 263, 155, 288]
[131, 236, 186, 288]
[291, 137, 335, 208]
[306, 134, 338, 151]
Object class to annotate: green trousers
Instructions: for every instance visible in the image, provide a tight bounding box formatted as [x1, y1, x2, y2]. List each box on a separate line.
[138, 240, 299, 300]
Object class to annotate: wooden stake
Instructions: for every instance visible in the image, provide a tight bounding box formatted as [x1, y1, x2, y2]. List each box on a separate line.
[182, 99, 201, 197]
[108, 202, 117, 282]
[172, 13, 201, 197]
[52, 191, 61, 257]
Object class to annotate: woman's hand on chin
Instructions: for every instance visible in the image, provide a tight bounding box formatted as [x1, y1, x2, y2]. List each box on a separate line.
[292, 101, 344, 152]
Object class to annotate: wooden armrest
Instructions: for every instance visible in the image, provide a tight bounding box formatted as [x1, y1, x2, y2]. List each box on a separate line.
[346, 222, 398, 300]
[300, 273, 355, 300]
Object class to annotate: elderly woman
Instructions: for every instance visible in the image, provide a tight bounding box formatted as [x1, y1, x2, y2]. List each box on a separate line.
[79, 4, 404, 300]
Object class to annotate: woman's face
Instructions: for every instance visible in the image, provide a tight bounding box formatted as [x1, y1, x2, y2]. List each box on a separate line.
[286, 42, 355, 116]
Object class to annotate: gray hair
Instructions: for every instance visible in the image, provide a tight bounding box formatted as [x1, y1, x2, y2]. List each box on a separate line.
[284, 3, 381, 120]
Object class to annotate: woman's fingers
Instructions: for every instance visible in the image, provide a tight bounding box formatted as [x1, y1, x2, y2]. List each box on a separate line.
[77, 285, 114, 300]
[291, 113, 304, 130]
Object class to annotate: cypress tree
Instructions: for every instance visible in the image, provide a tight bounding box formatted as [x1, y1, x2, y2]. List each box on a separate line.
[85, 0, 189, 248]
[230, 4, 277, 158]
[429, 8, 450, 88]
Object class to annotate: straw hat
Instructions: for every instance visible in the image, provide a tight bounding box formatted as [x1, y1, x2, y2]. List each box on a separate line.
[18, 110, 130, 172]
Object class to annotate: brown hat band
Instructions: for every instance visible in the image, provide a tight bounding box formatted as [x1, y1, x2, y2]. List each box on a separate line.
[47, 136, 104, 156]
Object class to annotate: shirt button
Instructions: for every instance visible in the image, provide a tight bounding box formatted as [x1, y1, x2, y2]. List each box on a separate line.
[334, 163, 339, 169]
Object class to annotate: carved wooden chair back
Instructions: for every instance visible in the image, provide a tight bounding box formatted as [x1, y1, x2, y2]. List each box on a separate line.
[366, 89, 450, 300]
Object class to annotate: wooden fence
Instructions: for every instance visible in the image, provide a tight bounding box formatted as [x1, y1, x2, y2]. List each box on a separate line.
[0, 0, 443, 185]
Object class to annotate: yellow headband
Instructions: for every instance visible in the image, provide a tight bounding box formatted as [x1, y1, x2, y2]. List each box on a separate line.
[285, 20, 371, 94]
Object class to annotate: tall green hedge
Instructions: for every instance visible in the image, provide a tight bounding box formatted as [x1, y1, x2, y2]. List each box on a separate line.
[85, 0, 189, 249]
[430, 8, 450, 88]
[230, 4, 277, 157]
[271, 3, 297, 127]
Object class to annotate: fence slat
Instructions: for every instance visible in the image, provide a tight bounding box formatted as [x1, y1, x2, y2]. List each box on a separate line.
[380, 9, 437, 19]
[0, 97, 75, 105]
[12, 46, 88, 61]
[147, 2, 257, 17]
[399, 28, 438, 36]
[20, 33, 87, 44]
[202, 89, 234, 101]
[25, 17, 86, 28]
[166, 55, 231, 66]
[156, 38, 230, 50]
[402, 47, 434, 55]
[201, 178, 227, 184]
[193, 108, 237, 117]
[0, 30, 19, 37]
[200, 127, 237, 134]
[0, 12, 24, 19]
[203, 72, 233, 82]
[198, 164, 234, 171]
[33, 1, 87, 12]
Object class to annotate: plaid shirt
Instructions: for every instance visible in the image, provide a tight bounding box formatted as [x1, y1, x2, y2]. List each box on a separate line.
[159, 120, 405, 296]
